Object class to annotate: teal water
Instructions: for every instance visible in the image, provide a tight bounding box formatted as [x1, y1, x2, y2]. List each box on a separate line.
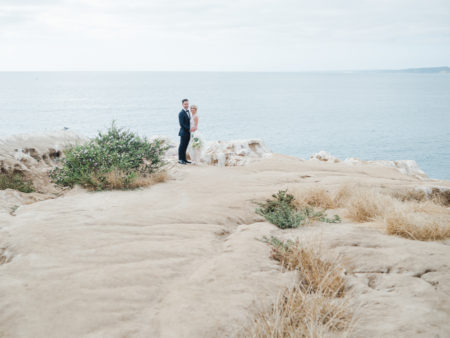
[0, 72, 449, 180]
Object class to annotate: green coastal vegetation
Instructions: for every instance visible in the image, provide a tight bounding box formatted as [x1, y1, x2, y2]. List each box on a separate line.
[255, 190, 341, 229]
[50, 123, 168, 191]
[0, 172, 35, 193]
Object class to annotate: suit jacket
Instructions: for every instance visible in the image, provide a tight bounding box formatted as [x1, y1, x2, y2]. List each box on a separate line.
[178, 109, 191, 137]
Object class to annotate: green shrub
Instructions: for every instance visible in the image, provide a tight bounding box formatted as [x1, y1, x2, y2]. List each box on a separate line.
[50, 123, 169, 190]
[256, 190, 341, 229]
[0, 172, 34, 193]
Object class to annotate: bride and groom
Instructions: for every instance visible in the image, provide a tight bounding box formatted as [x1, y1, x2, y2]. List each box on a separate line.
[178, 98, 203, 165]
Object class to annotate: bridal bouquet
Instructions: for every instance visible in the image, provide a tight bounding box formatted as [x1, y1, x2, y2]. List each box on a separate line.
[191, 135, 203, 149]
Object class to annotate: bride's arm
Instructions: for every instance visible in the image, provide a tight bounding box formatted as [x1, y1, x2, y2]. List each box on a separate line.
[193, 115, 199, 131]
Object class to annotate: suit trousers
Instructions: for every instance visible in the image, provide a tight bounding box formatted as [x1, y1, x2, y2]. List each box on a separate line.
[178, 133, 191, 161]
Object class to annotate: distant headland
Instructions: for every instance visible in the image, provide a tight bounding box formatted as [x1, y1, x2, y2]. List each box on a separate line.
[379, 66, 450, 74]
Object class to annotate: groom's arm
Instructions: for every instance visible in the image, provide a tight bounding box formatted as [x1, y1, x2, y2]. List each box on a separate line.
[179, 112, 190, 132]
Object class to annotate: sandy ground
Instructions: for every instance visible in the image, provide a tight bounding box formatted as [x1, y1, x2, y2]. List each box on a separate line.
[1, 154, 449, 337]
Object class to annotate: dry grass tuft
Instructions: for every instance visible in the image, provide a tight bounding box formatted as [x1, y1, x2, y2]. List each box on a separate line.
[385, 210, 450, 241]
[269, 238, 345, 298]
[245, 238, 352, 337]
[246, 285, 352, 338]
[293, 187, 336, 209]
[290, 184, 450, 241]
[345, 189, 392, 222]
[126, 170, 168, 189]
[389, 187, 450, 207]
[292, 184, 355, 210]
[430, 188, 450, 206]
[89, 170, 167, 191]
[389, 189, 427, 203]
[411, 200, 450, 216]
[333, 184, 353, 208]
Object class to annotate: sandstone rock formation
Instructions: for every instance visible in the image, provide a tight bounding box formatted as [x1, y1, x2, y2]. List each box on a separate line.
[311, 150, 428, 179]
[345, 158, 428, 180]
[1, 153, 449, 337]
[154, 136, 272, 166]
[310, 150, 340, 163]
[0, 131, 85, 213]
[201, 139, 272, 166]
[0, 130, 85, 191]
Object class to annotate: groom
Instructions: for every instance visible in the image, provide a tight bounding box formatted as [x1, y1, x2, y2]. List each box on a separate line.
[178, 98, 191, 165]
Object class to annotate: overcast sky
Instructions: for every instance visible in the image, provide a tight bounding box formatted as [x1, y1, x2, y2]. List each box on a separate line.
[1, 0, 449, 71]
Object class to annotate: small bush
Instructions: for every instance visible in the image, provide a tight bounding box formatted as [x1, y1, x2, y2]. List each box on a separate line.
[256, 190, 341, 229]
[0, 172, 34, 193]
[51, 123, 168, 190]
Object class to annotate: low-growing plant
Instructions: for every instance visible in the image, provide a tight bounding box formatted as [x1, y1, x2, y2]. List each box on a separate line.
[256, 190, 341, 229]
[256, 190, 304, 229]
[50, 122, 169, 190]
[0, 172, 34, 193]
[302, 207, 342, 224]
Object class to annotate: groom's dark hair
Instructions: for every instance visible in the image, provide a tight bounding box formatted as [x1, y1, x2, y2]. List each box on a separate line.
[182, 98, 189, 104]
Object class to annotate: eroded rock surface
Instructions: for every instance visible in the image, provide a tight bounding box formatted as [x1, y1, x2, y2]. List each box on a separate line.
[279, 224, 450, 337]
[1, 154, 449, 337]
[311, 150, 428, 179]
[155, 137, 272, 166]
[0, 131, 85, 212]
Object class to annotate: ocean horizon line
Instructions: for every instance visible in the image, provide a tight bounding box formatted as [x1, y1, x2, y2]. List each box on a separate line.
[1, 66, 449, 74]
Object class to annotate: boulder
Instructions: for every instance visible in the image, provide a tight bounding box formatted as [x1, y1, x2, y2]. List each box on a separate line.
[201, 139, 271, 166]
[310, 150, 340, 163]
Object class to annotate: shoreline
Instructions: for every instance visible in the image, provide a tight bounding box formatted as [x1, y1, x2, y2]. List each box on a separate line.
[1, 130, 450, 215]
[1, 128, 449, 181]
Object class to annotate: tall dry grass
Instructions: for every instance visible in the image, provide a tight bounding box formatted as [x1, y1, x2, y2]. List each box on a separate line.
[292, 184, 450, 241]
[389, 187, 450, 206]
[247, 286, 352, 338]
[89, 170, 167, 191]
[292, 185, 353, 210]
[245, 238, 352, 337]
[385, 210, 450, 241]
[269, 238, 345, 298]
[333, 185, 353, 208]
[389, 189, 427, 203]
[291, 184, 388, 222]
[340, 185, 450, 241]
[293, 187, 336, 209]
[345, 189, 392, 222]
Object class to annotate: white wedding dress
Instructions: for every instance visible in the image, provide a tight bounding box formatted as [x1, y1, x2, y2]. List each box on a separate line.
[187, 114, 204, 164]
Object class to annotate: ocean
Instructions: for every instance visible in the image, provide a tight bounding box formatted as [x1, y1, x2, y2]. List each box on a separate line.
[0, 71, 449, 180]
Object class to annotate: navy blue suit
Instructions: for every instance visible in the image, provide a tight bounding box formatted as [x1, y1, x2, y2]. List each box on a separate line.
[178, 109, 191, 161]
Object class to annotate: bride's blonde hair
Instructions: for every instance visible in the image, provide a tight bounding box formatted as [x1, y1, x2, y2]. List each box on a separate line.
[190, 104, 198, 110]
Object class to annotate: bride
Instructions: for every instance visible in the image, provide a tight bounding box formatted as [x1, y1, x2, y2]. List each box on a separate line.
[187, 104, 204, 164]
